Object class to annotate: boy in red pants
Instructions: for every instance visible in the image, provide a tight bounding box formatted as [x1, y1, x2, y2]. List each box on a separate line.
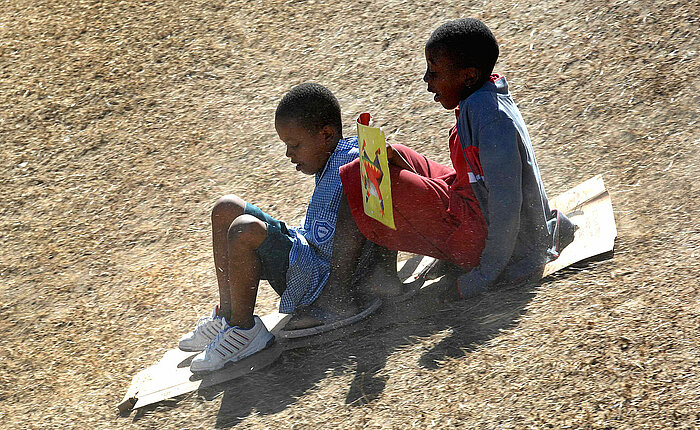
[325, 18, 574, 306]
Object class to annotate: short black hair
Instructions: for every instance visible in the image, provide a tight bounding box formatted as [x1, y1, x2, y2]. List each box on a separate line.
[275, 83, 342, 134]
[426, 18, 499, 81]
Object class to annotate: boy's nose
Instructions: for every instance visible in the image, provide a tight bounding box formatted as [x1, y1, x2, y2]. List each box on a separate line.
[423, 70, 429, 83]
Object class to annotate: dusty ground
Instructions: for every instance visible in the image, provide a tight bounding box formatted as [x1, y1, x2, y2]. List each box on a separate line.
[1, 0, 699, 428]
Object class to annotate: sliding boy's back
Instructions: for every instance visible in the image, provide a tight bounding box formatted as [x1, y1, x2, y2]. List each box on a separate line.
[427, 18, 576, 295]
[335, 18, 575, 301]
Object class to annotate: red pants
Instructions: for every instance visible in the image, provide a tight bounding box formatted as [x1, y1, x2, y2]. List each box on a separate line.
[339, 144, 487, 270]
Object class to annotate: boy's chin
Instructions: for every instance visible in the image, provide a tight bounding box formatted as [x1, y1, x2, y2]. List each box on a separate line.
[440, 100, 459, 110]
[296, 165, 318, 175]
[435, 95, 459, 110]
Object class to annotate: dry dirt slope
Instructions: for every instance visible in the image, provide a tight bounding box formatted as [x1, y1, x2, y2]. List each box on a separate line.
[0, 0, 698, 428]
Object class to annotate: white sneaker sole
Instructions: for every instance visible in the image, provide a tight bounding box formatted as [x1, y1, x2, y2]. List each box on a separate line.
[178, 343, 208, 353]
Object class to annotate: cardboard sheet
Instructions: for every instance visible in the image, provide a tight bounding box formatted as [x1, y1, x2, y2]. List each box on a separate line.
[118, 176, 616, 413]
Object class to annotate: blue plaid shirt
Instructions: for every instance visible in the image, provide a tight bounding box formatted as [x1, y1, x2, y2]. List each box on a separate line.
[280, 136, 359, 313]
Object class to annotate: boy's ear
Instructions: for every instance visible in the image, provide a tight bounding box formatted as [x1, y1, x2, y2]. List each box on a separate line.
[320, 125, 336, 142]
[463, 67, 481, 88]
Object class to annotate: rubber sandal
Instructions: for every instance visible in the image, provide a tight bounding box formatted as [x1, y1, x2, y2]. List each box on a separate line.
[278, 298, 382, 339]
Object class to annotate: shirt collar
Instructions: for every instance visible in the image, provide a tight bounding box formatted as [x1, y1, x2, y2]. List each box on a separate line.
[315, 136, 355, 182]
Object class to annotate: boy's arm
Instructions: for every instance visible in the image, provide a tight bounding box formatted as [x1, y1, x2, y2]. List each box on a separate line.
[458, 119, 522, 297]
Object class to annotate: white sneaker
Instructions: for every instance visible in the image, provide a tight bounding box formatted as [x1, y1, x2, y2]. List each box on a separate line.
[189, 315, 274, 373]
[178, 305, 225, 352]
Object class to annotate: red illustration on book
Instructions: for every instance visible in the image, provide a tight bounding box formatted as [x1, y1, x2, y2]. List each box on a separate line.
[361, 139, 385, 216]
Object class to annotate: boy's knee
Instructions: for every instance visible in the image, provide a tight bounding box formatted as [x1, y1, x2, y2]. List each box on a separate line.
[389, 143, 410, 153]
[212, 194, 246, 224]
[227, 215, 267, 248]
[341, 158, 361, 177]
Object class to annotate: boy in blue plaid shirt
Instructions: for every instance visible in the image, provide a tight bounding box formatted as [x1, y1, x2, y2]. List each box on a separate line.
[179, 83, 360, 372]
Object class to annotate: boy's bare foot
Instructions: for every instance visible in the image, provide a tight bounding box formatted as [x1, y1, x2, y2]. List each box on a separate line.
[283, 313, 324, 330]
[361, 260, 409, 298]
[284, 297, 360, 330]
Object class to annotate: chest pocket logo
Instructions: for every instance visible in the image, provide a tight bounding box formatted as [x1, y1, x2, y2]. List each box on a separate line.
[312, 219, 334, 244]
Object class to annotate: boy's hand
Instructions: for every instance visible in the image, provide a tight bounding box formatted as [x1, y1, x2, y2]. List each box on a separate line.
[386, 144, 412, 171]
[386, 144, 399, 164]
[456, 273, 487, 299]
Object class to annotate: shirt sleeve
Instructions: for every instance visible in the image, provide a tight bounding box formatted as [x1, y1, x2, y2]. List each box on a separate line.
[458, 119, 523, 297]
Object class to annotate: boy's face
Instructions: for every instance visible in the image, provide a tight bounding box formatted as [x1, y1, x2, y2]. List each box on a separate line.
[275, 119, 334, 175]
[423, 46, 479, 109]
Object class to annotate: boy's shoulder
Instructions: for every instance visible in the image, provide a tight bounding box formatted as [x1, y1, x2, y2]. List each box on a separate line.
[460, 75, 520, 131]
[337, 135, 359, 150]
[332, 136, 359, 161]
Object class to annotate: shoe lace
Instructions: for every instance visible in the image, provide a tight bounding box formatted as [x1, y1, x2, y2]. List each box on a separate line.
[194, 314, 222, 333]
[195, 316, 209, 327]
[190, 317, 210, 335]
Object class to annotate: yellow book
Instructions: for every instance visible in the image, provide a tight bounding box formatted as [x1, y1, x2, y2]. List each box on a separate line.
[356, 113, 395, 230]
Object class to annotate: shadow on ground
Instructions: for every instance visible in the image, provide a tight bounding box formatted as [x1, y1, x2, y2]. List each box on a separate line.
[202, 275, 540, 428]
[129, 258, 606, 428]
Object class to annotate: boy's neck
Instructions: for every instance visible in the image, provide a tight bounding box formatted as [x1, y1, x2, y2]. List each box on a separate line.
[460, 79, 488, 103]
[315, 132, 343, 177]
[327, 131, 343, 152]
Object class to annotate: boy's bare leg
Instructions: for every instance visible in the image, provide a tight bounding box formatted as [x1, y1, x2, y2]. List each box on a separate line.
[211, 194, 247, 318]
[360, 247, 405, 297]
[225, 215, 267, 329]
[312, 195, 362, 316]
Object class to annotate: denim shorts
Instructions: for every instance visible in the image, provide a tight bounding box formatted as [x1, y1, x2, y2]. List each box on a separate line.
[244, 202, 292, 296]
